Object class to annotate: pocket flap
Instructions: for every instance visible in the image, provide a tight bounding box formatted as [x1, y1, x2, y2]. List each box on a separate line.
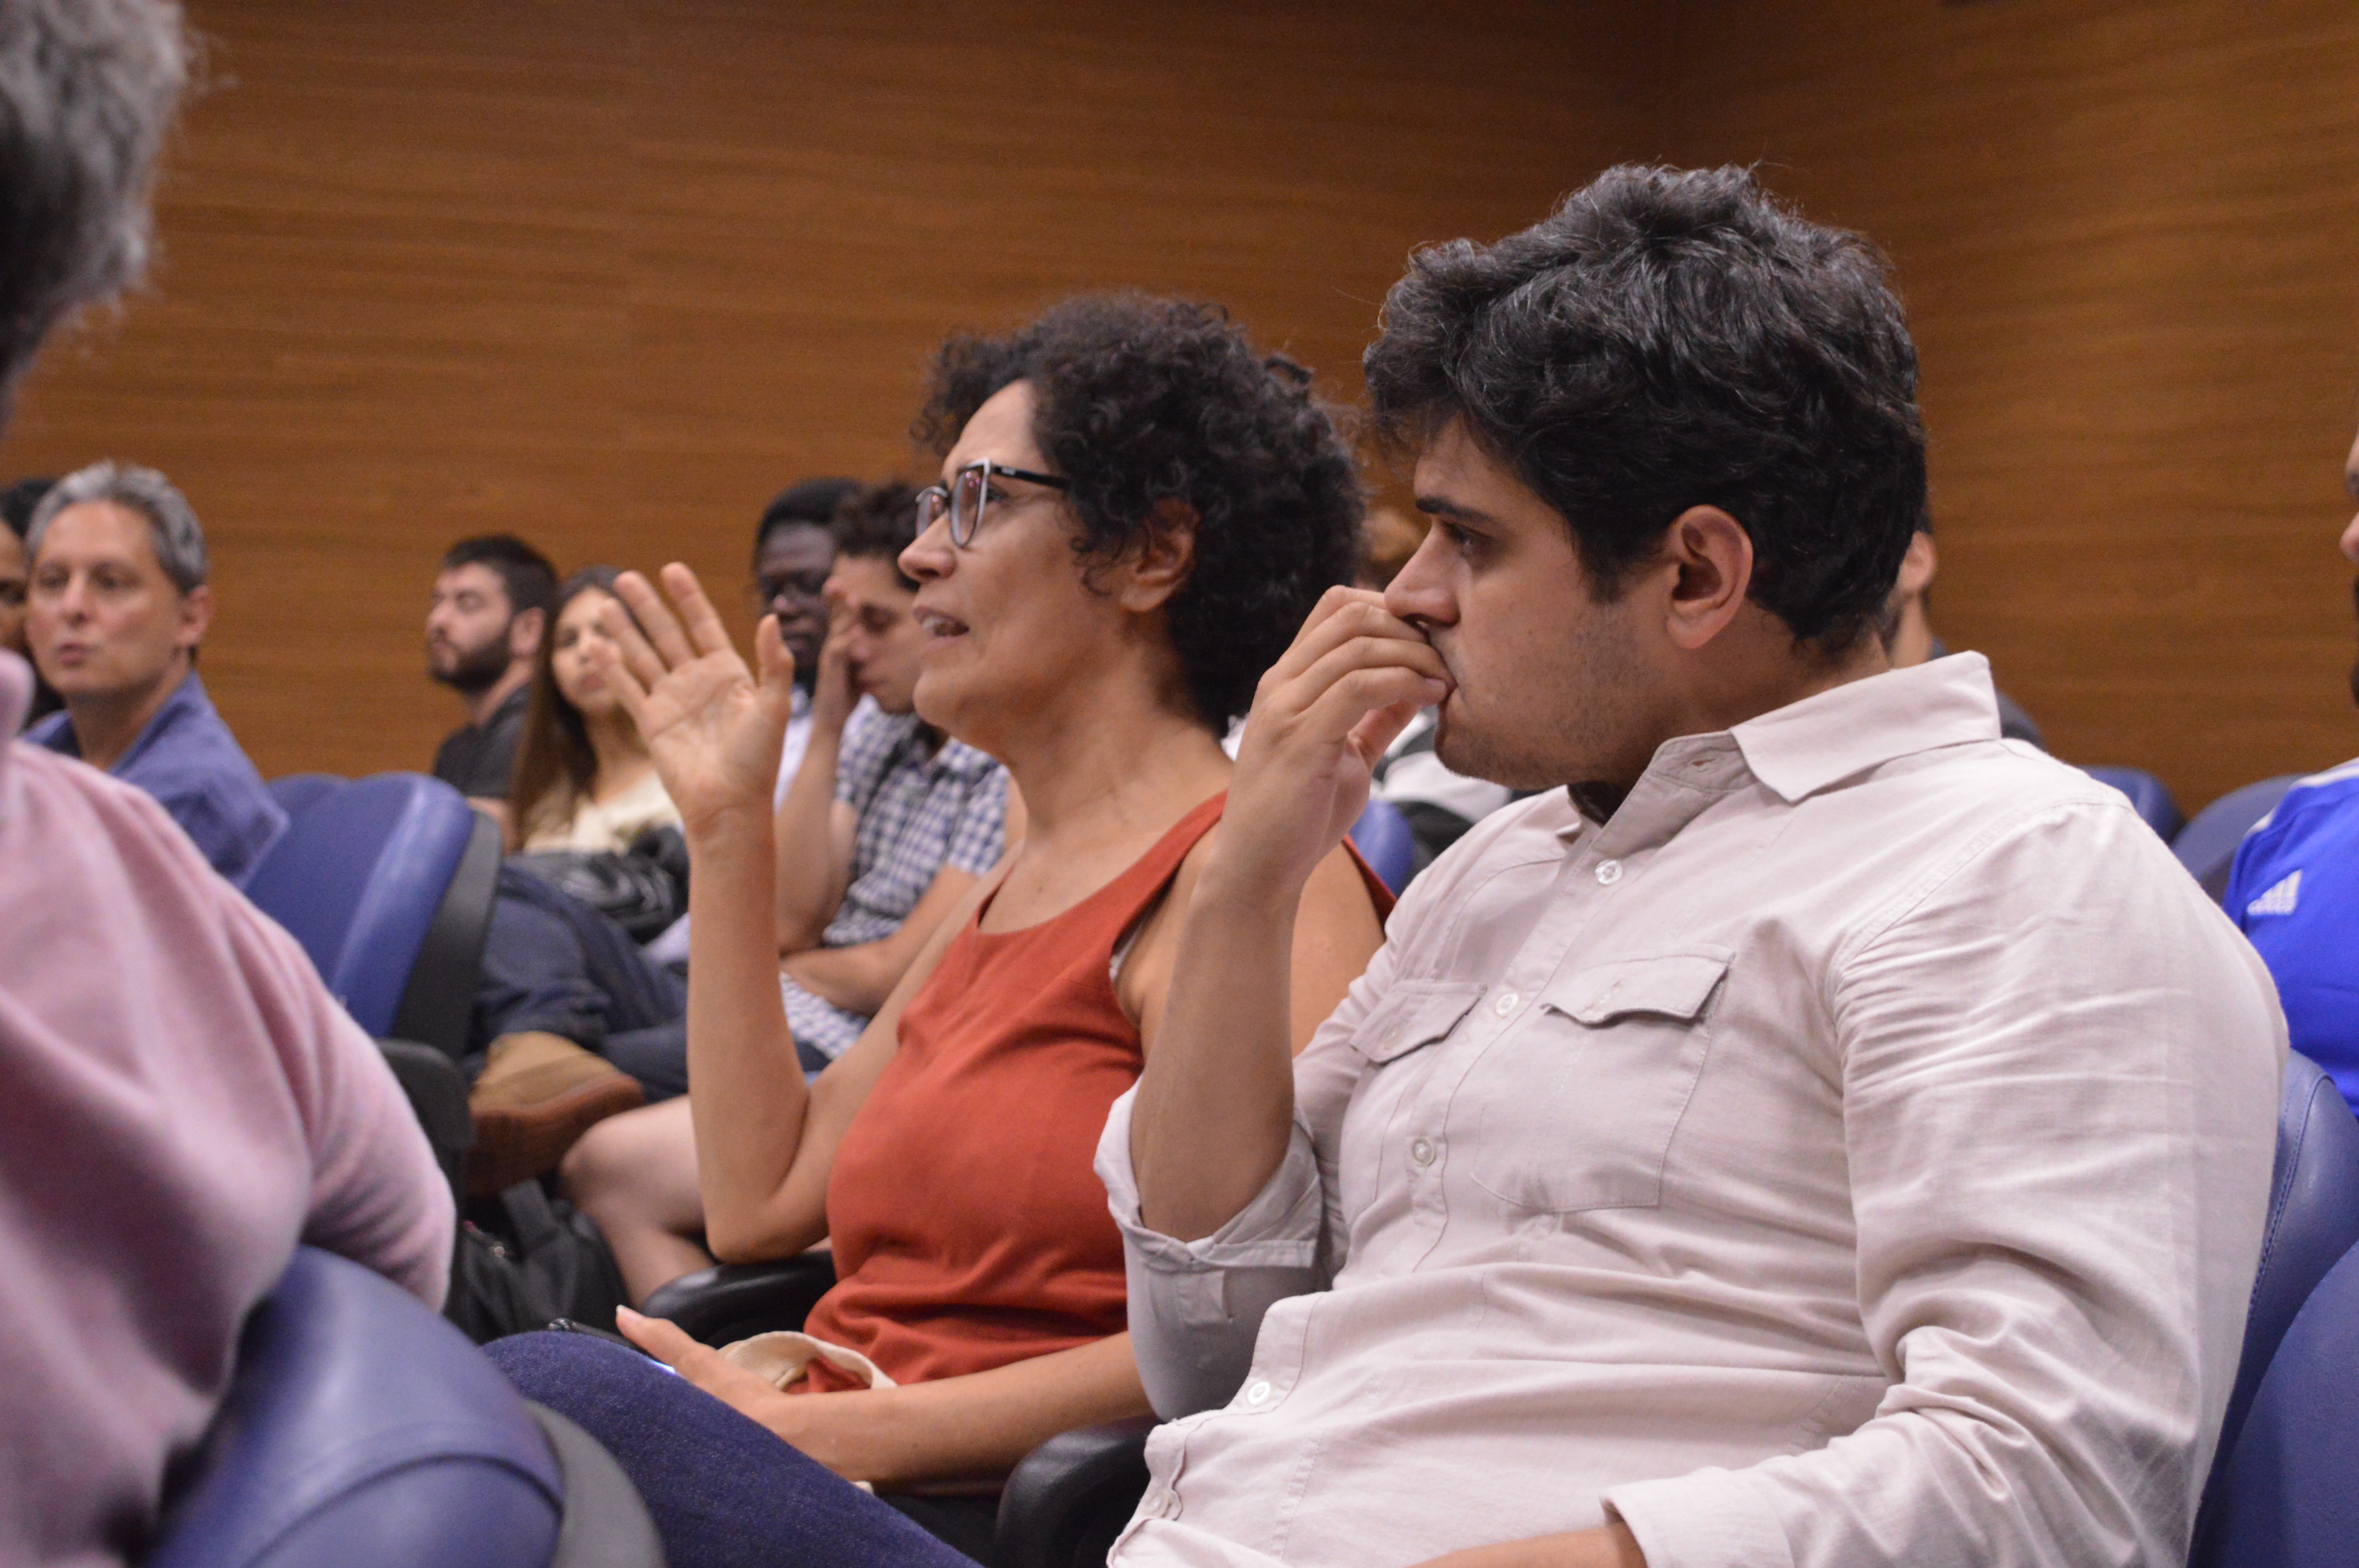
[1351, 982, 1487, 1063]
[1546, 948, 1734, 1026]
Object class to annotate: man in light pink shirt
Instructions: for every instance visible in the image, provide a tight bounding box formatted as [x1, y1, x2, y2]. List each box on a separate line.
[1114, 167, 2281, 1568]
[0, 5, 454, 1563]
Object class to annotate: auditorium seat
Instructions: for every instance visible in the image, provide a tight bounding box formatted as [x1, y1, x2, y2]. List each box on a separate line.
[266, 772, 345, 820]
[2173, 774, 2301, 903]
[2188, 1049, 2359, 1560]
[242, 773, 499, 1060]
[2079, 765, 2185, 840]
[2190, 1237, 2359, 1567]
[145, 1247, 660, 1568]
[1348, 796, 1418, 895]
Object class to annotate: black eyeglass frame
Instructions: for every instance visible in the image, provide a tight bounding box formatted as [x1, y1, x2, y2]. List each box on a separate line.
[916, 460, 1071, 548]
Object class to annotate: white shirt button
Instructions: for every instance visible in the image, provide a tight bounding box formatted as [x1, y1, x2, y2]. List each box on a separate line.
[1410, 1136, 1436, 1166]
[1493, 990, 1521, 1016]
[1143, 1487, 1177, 1518]
[1596, 858, 1624, 885]
[1245, 1379, 1273, 1406]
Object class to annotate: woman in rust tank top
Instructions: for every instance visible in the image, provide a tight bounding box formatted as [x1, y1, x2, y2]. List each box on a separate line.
[497, 297, 1390, 1544]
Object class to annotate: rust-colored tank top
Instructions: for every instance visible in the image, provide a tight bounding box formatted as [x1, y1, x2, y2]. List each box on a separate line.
[796, 793, 1230, 1390]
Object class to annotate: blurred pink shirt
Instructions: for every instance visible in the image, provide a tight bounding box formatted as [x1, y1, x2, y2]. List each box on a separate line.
[0, 651, 453, 1566]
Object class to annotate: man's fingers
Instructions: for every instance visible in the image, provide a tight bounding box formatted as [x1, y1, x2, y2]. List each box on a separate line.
[1284, 628, 1452, 720]
[598, 593, 671, 693]
[1347, 693, 1429, 768]
[1296, 665, 1448, 753]
[1261, 588, 1424, 689]
[659, 562, 734, 660]
[613, 568, 698, 670]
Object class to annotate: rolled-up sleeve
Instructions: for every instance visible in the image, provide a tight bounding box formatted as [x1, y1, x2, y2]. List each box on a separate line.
[1603, 802, 2283, 1568]
[1096, 1088, 1329, 1418]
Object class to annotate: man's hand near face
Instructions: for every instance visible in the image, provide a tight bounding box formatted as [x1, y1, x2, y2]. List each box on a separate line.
[1129, 585, 1447, 1240]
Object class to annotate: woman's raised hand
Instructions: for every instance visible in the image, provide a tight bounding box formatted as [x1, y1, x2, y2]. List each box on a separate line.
[592, 563, 796, 838]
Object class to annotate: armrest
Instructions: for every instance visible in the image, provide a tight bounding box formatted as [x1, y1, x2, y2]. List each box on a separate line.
[993, 1415, 1156, 1568]
[638, 1252, 838, 1345]
[378, 1037, 471, 1207]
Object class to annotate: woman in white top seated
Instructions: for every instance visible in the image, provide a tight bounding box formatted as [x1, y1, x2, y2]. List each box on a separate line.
[510, 566, 683, 854]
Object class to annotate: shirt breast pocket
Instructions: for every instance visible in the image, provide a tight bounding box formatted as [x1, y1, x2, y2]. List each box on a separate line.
[1467, 947, 1732, 1214]
[1338, 982, 1487, 1219]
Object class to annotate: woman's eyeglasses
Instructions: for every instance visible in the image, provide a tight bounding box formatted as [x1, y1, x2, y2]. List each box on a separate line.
[915, 460, 1069, 548]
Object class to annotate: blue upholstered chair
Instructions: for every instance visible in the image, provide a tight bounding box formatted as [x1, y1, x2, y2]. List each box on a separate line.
[145, 1248, 659, 1568]
[242, 773, 500, 1060]
[2192, 1238, 2359, 1566]
[266, 772, 345, 821]
[1349, 796, 1419, 896]
[2173, 775, 2301, 903]
[2188, 1050, 2359, 1563]
[2080, 764, 2186, 840]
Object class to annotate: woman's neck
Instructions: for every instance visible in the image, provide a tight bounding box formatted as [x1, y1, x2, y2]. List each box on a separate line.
[582, 709, 652, 801]
[1001, 692, 1232, 855]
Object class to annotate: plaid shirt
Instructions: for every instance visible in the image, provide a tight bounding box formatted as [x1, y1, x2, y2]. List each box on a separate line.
[783, 704, 1009, 1060]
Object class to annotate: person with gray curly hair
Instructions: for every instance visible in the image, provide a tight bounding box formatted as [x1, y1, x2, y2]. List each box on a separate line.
[0, 10, 455, 1568]
[24, 457, 288, 880]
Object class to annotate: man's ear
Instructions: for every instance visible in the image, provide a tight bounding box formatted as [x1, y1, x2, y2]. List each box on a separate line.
[1894, 530, 1937, 598]
[509, 605, 546, 662]
[175, 583, 214, 652]
[1661, 505, 1753, 652]
[1114, 498, 1199, 614]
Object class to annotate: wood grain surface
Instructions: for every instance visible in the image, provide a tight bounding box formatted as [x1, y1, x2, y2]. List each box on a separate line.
[7, 0, 2355, 813]
[1664, 0, 2359, 808]
[0, 0, 1651, 779]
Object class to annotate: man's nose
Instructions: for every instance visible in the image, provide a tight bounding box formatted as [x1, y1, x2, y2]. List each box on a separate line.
[2340, 510, 2359, 566]
[1383, 530, 1457, 626]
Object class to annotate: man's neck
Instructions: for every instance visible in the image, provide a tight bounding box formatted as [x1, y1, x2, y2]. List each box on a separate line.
[69, 657, 190, 773]
[464, 662, 531, 728]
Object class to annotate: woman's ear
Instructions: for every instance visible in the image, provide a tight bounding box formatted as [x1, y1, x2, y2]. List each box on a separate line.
[1115, 498, 1200, 613]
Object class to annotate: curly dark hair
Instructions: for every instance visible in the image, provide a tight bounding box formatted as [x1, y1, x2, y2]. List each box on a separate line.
[1363, 164, 1926, 653]
[913, 294, 1362, 728]
[828, 481, 921, 590]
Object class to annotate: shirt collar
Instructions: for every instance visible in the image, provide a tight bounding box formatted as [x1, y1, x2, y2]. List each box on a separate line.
[1728, 652, 2003, 804]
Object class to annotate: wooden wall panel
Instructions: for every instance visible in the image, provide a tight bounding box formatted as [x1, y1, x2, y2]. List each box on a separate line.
[1662, 0, 2359, 808]
[0, 0, 1653, 777]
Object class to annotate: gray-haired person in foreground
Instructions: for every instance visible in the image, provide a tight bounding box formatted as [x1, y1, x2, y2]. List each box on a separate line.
[0, 7, 456, 1566]
[24, 458, 288, 880]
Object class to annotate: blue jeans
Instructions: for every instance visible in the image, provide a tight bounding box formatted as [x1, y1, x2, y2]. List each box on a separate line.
[488, 1332, 983, 1568]
[474, 866, 690, 1098]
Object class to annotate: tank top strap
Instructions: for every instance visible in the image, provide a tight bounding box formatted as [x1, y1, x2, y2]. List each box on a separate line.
[1091, 791, 1227, 945]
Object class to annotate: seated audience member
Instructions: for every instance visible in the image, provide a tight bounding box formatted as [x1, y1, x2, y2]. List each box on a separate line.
[24, 460, 286, 881]
[560, 482, 1009, 1298]
[2225, 421, 2359, 1116]
[1881, 521, 2045, 746]
[467, 567, 689, 1190]
[1099, 167, 2279, 1568]
[427, 532, 557, 821]
[488, 295, 1388, 1560]
[511, 566, 684, 852]
[0, 8, 454, 1564]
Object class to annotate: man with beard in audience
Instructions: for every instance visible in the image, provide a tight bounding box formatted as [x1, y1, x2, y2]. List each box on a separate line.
[427, 532, 557, 820]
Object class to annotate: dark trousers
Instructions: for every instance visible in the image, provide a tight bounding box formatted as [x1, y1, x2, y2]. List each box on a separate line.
[473, 866, 690, 1098]
[489, 1332, 985, 1568]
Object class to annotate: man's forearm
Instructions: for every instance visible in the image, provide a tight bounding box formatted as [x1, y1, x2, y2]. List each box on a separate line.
[772, 725, 845, 946]
[1412, 1526, 1647, 1568]
[1130, 862, 1304, 1240]
[781, 940, 893, 1017]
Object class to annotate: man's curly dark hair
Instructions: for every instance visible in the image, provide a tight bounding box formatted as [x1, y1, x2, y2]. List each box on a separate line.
[913, 294, 1362, 729]
[1364, 164, 1925, 654]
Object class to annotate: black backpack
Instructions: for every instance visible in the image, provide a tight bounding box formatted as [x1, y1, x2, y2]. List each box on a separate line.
[447, 1179, 629, 1344]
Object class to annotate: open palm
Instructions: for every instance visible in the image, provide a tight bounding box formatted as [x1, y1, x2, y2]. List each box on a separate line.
[594, 563, 796, 834]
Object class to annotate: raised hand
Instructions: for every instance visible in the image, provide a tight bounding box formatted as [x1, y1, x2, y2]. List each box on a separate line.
[592, 563, 796, 838]
[1220, 586, 1452, 898]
